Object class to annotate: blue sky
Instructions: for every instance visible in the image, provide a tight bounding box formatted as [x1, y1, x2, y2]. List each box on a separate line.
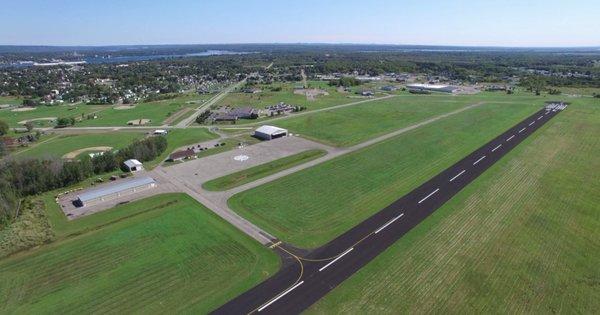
[1, 0, 598, 47]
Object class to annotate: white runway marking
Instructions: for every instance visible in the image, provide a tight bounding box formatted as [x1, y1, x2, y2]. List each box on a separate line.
[418, 188, 440, 204]
[519, 128, 526, 133]
[449, 170, 466, 182]
[492, 144, 502, 152]
[538, 116, 543, 120]
[258, 281, 305, 312]
[506, 135, 515, 142]
[375, 213, 405, 234]
[319, 248, 354, 272]
[529, 121, 535, 126]
[473, 155, 486, 165]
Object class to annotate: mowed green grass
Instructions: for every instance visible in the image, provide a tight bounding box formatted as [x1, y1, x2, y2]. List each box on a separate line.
[275, 96, 478, 146]
[77, 94, 210, 127]
[0, 104, 105, 127]
[203, 149, 327, 191]
[309, 99, 600, 314]
[229, 102, 540, 248]
[218, 81, 353, 111]
[13, 131, 145, 159]
[0, 194, 279, 314]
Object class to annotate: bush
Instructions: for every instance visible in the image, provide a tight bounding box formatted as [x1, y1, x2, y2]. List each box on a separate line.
[0, 199, 54, 258]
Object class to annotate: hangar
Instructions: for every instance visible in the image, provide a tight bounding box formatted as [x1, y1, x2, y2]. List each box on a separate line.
[406, 83, 458, 93]
[254, 125, 288, 140]
[74, 176, 156, 207]
[124, 159, 144, 172]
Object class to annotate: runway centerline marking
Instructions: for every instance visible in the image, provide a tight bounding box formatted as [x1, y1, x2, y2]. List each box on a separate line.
[473, 155, 486, 165]
[538, 116, 543, 120]
[506, 135, 515, 142]
[418, 188, 440, 204]
[529, 121, 535, 126]
[449, 170, 466, 182]
[492, 144, 502, 152]
[319, 248, 354, 272]
[519, 127, 526, 133]
[374, 213, 405, 234]
[258, 281, 305, 312]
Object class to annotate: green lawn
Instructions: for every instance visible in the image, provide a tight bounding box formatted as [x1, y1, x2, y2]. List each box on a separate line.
[0, 104, 105, 128]
[217, 81, 353, 111]
[308, 99, 600, 314]
[13, 131, 145, 159]
[0, 96, 24, 105]
[229, 102, 540, 248]
[77, 94, 211, 127]
[148, 128, 219, 168]
[0, 194, 279, 314]
[203, 149, 327, 191]
[274, 96, 477, 146]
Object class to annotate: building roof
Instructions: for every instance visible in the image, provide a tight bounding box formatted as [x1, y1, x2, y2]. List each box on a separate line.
[169, 149, 196, 160]
[124, 159, 143, 168]
[255, 125, 288, 135]
[77, 176, 155, 203]
[230, 107, 257, 116]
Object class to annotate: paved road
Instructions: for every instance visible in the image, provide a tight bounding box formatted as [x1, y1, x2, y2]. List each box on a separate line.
[213, 105, 566, 314]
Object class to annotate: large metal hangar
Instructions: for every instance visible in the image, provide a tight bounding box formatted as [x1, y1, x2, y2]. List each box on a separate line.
[74, 176, 156, 207]
[254, 125, 288, 140]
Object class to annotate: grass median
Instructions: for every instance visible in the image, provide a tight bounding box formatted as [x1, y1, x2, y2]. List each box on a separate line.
[203, 149, 327, 191]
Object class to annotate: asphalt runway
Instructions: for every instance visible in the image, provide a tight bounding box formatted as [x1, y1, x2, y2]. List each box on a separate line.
[213, 104, 566, 315]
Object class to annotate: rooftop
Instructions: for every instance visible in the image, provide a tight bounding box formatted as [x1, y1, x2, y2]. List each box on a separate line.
[77, 176, 156, 203]
[255, 125, 288, 135]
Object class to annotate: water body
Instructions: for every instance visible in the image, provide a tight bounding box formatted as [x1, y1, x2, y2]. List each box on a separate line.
[0, 50, 251, 68]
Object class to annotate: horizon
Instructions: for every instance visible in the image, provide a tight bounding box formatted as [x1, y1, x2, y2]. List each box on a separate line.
[1, 0, 599, 47]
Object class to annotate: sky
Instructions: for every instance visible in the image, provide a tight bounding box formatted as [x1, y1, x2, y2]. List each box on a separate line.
[1, 0, 599, 47]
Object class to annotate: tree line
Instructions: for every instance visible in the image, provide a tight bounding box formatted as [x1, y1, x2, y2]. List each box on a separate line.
[0, 135, 167, 226]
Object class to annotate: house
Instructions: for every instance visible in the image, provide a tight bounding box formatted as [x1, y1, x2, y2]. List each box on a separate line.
[230, 107, 259, 119]
[168, 149, 196, 162]
[254, 125, 288, 140]
[123, 159, 144, 172]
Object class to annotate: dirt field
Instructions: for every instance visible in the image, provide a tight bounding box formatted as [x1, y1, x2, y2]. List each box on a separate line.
[62, 146, 113, 159]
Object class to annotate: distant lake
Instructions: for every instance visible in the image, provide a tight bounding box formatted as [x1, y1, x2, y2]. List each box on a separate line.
[0, 50, 252, 68]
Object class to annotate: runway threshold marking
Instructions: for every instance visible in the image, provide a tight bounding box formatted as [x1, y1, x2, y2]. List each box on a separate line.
[473, 155, 486, 165]
[492, 144, 502, 152]
[258, 281, 305, 312]
[449, 170, 466, 182]
[319, 248, 354, 272]
[506, 135, 515, 142]
[519, 128, 526, 133]
[418, 188, 440, 204]
[374, 213, 405, 234]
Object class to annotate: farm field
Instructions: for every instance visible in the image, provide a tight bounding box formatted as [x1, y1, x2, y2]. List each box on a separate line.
[308, 99, 600, 314]
[229, 102, 541, 248]
[202, 149, 327, 191]
[217, 81, 354, 111]
[12, 131, 145, 159]
[0, 194, 279, 314]
[274, 96, 477, 146]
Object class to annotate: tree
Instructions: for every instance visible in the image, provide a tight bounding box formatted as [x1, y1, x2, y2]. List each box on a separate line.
[24, 121, 34, 132]
[0, 120, 8, 136]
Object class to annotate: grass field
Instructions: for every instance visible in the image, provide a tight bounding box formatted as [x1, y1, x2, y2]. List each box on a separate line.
[203, 149, 327, 191]
[308, 99, 600, 314]
[274, 96, 478, 146]
[0, 194, 279, 314]
[12, 131, 145, 159]
[148, 128, 218, 168]
[0, 104, 104, 128]
[77, 94, 210, 127]
[217, 81, 353, 111]
[0, 96, 24, 105]
[229, 102, 541, 248]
